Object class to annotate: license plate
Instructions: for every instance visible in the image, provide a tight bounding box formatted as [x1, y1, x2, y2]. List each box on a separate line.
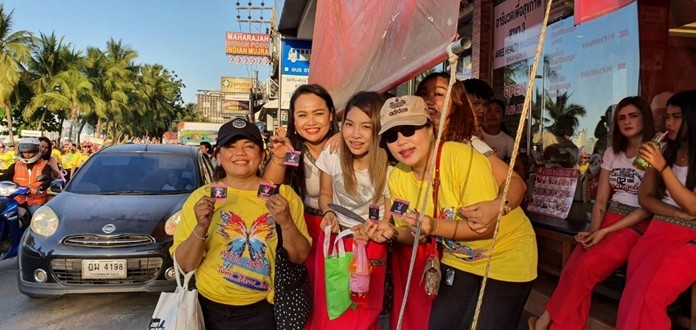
[81, 260, 127, 279]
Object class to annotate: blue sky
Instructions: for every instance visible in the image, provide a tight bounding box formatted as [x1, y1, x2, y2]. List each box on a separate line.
[4, 0, 280, 104]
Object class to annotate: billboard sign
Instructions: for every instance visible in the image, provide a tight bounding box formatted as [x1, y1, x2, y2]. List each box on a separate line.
[280, 75, 309, 109]
[221, 77, 253, 94]
[492, 0, 545, 69]
[281, 38, 312, 76]
[221, 100, 250, 112]
[225, 32, 270, 57]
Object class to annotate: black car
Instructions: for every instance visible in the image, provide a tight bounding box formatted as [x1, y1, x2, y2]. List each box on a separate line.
[18, 144, 214, 297]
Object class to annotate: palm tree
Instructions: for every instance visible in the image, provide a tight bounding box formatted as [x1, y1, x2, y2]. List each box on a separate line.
[175, 103, 206, 122]
[84, 39, 138, 138]
[0, 5, 34, 143]
[25, 68, 105, 140]
[544, 91, 586, 132]
[25, 32, 79, 130]
[129, 64, 181, 138]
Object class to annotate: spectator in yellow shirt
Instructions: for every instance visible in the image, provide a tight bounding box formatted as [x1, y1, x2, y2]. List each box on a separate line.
[61, 143, 78, 181]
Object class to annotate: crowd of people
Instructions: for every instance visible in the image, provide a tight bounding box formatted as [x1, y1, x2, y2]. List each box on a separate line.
[164, 77, 696, 330]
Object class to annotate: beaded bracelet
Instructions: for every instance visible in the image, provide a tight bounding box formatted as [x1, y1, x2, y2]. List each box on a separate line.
[192, 228, 208, 241]
[386, 222, 400, 244]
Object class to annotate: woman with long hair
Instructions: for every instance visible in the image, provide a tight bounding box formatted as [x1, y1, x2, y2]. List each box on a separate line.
[375, 95, 536, 330]
[38, 136, 63, 180]
[311, 91, 391, 329]
[416, 72, 526, 252]
[171, 118, 311, 329]
[263, 84, 340, 300]
[617, 90, 696, 329]
[533, 96, 655, 329]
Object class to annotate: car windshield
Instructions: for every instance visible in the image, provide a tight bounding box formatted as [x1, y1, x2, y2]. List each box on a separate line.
[68, 152, 198, 194]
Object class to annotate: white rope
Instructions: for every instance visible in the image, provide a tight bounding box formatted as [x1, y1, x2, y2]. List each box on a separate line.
[470, 0, 554, 328]
[395, 45, 460, 330]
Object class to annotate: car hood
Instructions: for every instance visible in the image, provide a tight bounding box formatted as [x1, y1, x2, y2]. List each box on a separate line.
[47, 192, 188, 237]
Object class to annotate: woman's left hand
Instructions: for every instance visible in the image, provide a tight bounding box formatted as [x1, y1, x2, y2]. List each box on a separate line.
[401, 213, 434, 241]
[459, 199, 502, 234]
[579, 228, 608, 248]
[638, 142, 666, 171]
[351, 224, 370, 242]
[322, 134, 341, 154]
[266, 194, 292, 226]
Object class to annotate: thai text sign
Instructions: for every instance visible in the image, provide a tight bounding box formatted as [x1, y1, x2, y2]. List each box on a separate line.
[225, 32, 270, 56]
[492, 0, 545, 69]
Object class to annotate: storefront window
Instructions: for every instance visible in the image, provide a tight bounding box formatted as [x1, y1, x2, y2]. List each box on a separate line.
[492, 2, 640, 170]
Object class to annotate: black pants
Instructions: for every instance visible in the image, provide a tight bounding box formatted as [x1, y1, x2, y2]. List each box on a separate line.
[199, 294, 276, 330]
[429, 264, 533, 330]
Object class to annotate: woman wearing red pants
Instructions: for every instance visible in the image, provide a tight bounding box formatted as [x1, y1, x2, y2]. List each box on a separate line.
[313, 92, 391, 329]
[534, 96, 654, 330]
[617, 90, 696, 329]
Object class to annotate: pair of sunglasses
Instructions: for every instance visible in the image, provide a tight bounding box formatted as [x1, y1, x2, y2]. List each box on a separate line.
[382, 125, 427, 144]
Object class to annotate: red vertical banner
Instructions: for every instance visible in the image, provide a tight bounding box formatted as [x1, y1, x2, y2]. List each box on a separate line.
[574, 0, 635, 25]
[308, 0, 459, 110]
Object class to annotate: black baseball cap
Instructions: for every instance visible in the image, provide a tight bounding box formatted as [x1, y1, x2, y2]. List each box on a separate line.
[216, 118, 264, 149]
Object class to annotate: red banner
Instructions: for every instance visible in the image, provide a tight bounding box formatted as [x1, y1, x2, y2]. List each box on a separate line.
[308, 0, 459, 110]
[574, 0, 635, 25]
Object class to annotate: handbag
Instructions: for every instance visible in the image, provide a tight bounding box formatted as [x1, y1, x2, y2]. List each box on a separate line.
[149, 253, 205, 330]
[421, 142, 444, 299]
[273, 223, 312, 330]
[324, 226, 354, 319]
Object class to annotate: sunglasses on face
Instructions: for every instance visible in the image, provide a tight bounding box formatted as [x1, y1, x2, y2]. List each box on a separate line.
[383, 125, 426, 144]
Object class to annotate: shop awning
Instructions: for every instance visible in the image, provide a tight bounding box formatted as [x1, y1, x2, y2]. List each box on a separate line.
[308, 1, 460, 110]
[575, 0, 636, 25]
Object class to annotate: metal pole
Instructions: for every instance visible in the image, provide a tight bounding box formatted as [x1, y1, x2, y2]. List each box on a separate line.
[277, 34, 282, 132]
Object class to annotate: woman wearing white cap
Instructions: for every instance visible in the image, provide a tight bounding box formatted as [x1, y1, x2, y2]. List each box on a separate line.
[374, 95, 537, 330]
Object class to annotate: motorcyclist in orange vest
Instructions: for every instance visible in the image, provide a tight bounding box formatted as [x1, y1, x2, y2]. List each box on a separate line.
[0, 138, 51, 217]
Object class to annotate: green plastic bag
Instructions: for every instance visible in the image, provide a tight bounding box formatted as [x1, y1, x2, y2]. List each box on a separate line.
[323, 226, 353, 319]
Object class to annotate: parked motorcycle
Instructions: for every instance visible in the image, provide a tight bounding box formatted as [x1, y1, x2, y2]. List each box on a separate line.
[0, 175, 50, 260]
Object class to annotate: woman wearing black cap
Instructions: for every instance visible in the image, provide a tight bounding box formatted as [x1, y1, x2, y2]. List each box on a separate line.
[170, 118, 311, 329]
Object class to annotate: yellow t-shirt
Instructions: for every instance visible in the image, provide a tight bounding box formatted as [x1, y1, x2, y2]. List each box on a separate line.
[62, 152, 76, 170]
[51, 149, 62, 167]
[0, 151, 16, 170]
[76, 153, 90, 167]
[170, 183, 310, 306]
[389, 141, 537, 282]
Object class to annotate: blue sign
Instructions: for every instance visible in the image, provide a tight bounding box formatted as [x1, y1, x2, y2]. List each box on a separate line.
[281, 38, 312, 77]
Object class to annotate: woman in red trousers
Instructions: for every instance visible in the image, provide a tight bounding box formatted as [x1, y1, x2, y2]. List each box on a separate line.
[617, 90, 696, 329]
[533, 96, 655, 329]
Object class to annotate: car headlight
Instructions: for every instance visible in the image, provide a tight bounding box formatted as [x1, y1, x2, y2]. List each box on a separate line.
[164, 210, 182, 236]
[30, 206, 59, 237]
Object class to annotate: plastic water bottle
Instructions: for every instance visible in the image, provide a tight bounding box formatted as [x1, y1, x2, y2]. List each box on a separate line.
[349, 240, 372, 305]
[633, 131, 667, 170]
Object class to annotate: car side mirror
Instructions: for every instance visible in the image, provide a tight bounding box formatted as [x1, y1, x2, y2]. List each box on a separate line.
[49, 179, 66, 195]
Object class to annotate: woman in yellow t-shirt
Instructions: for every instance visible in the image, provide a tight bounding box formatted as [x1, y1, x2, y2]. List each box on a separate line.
[171, 118, 311, 329]
[374, 96, 537, 330]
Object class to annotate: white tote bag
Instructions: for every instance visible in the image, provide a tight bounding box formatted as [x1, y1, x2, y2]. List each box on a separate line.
[149, 255, 205, 330]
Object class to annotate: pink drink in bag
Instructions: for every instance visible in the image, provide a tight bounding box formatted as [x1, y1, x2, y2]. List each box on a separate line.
[349, 240, 372, 305]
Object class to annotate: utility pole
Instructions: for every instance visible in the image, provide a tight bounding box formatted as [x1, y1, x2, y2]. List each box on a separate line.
[234, 1, 274, 125]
